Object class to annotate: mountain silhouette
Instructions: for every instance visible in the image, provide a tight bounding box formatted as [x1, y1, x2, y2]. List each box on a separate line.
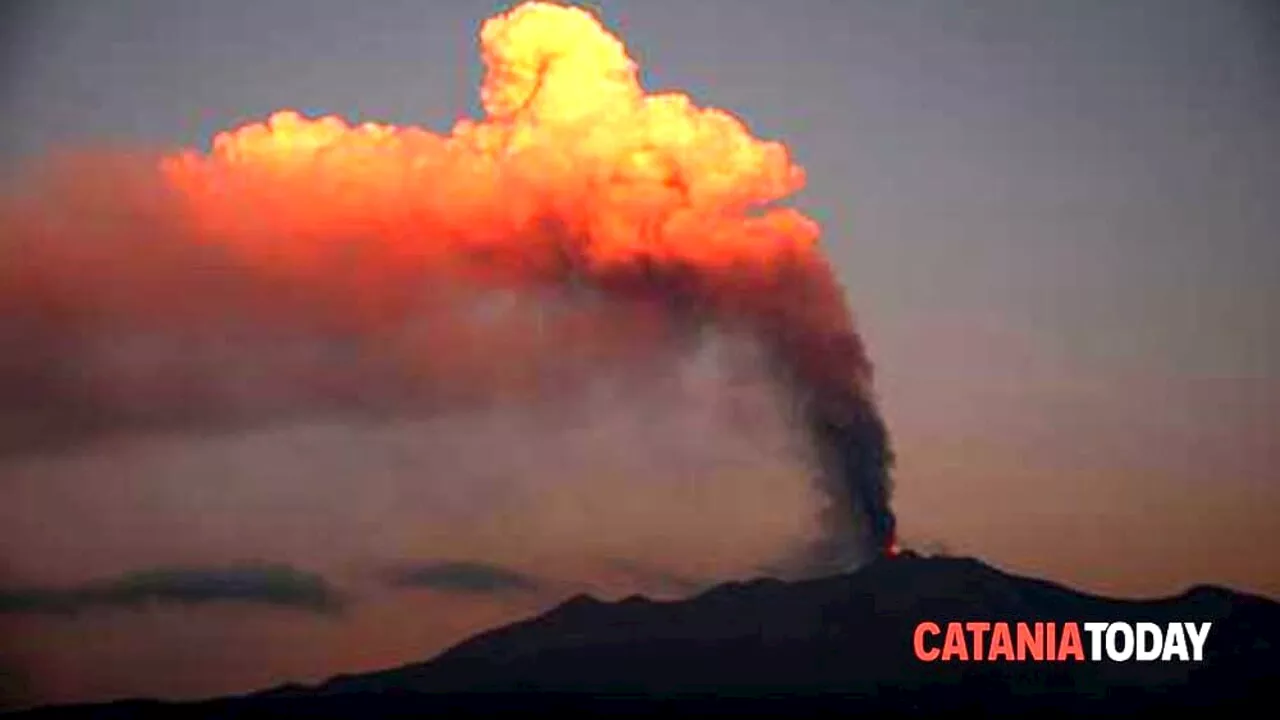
[14, 553, 1278, 716]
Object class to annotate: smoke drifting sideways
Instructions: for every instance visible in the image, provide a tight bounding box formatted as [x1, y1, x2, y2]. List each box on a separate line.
[0, 1, 894, 581]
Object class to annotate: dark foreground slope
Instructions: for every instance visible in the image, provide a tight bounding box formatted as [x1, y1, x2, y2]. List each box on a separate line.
[14, 554, 1279, 716]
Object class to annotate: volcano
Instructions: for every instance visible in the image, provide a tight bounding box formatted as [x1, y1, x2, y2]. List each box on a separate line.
[16, 553, 1277, 716]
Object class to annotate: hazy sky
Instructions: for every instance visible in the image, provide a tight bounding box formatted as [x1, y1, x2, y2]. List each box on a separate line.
[2, 0, 1278, 707]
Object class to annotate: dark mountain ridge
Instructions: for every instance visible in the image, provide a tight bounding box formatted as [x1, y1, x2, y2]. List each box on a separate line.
[13, 553, 1278, 716]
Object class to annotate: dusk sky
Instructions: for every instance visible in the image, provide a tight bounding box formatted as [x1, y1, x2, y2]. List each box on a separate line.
[2, 0, 1278, 708]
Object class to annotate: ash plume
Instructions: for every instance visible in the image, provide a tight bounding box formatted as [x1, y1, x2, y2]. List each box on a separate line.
[0, 1, 895, 573]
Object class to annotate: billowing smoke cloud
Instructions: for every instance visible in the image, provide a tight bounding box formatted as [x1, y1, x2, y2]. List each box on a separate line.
[0, 2, 901, 704]
[0, 564, 343, 616]
[0, 0, 892, 597]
